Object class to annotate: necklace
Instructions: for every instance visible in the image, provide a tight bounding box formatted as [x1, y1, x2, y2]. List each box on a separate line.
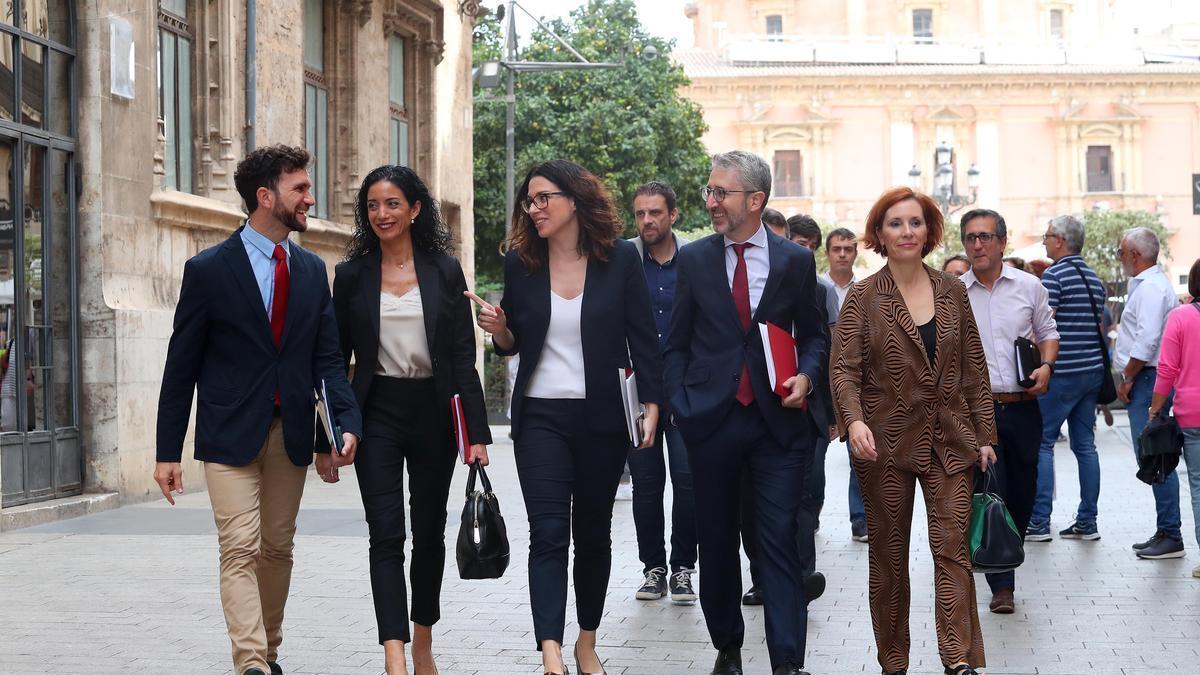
[385, 257, 412, 270]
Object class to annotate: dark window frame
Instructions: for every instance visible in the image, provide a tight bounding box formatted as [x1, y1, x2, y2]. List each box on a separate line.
[773, 150, 804, 197]
[1086, 145, 1114, 193]
[912, 9, 933, 43]
[303, 0, 330, 218]
[157, 1, 193, 193]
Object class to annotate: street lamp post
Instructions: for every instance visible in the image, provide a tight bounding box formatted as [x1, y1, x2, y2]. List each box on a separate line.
[475, 1, 623, 233]
[907, 141, 980, 214]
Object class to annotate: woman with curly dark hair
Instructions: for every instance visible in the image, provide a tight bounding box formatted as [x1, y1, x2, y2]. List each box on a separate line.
[472, 160, 661, 675]
[324, 164, 491, 675]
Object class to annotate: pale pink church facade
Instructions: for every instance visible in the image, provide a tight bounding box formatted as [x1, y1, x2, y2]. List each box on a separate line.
[676, 0, 1200, 284]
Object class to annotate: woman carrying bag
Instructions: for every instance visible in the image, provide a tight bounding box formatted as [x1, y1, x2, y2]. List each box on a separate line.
[323, 165, 491, 675]
[1149, 258, 1200, 579]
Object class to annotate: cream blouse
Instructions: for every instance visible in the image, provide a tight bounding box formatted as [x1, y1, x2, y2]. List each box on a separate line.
[377, 286, 434, 379]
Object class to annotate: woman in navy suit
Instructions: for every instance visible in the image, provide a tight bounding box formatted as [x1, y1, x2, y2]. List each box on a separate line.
[326, 165, 491, 675]
[472, 160, 661, 675]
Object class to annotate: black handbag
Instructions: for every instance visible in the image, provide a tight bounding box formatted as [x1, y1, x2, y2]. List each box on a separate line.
[1066, 260, 1117, 405]
[969, 471, 1025, 573]
[1136, 411, 1183, 485]
[456, 461, 510, 579]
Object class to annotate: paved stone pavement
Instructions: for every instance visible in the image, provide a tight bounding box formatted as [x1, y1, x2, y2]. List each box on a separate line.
[2, 413, 1198, 675]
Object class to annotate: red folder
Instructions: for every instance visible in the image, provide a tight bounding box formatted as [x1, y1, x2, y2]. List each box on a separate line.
[451, 394, 471, 463]
[758, 321, 798, 398]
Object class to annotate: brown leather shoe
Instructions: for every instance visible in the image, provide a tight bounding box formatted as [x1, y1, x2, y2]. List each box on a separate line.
[989, 589, 1015, 614]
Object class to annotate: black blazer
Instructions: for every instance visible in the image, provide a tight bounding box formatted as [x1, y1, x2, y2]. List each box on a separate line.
[664, 230, 828, 450]
[326, 248, 493, 448]
[495, 239, 662, 441]
[809, 281, 835, 439]
[156, 227, 362, 467]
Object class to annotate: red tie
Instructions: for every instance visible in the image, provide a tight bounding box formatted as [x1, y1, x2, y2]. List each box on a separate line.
[271, 244, 290, 404]
[731, 243, 755, 406]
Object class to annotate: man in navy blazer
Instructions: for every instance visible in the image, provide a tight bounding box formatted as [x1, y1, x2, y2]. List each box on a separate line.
[665, 151, 826, 675]
[154, 145, 361, 675]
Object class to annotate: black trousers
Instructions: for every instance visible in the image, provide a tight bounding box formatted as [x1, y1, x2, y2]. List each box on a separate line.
[355, 376, 456, 644]
[626, 416, 698, 572]
[984, 399, 1042, 592]
[687, 403, 811, 670]
[515, 397, 628, 648]
[743, 434, 826, 585]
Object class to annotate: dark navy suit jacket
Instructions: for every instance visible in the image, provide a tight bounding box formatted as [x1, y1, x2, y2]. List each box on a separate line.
[664, 230, 828, 450]
[494, 240, 663, 441]
[156, 227, 361, 467]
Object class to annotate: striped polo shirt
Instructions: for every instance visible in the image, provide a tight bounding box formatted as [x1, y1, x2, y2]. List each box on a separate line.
[1041, 255, 1107, 375]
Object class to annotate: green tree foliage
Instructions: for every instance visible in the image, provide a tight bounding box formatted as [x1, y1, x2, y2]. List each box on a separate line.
[472, 0, 711, 283]
[1078, 209, 1170, 288]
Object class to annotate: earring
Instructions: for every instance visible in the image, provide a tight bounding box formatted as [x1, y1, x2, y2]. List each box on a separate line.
[411, 219, 415, 224]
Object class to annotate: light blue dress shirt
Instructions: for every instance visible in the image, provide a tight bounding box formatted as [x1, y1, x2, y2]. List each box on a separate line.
[240, 223, 291, 320]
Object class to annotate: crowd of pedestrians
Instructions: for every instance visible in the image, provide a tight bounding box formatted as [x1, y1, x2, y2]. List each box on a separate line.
[152, 144, 1200, 675]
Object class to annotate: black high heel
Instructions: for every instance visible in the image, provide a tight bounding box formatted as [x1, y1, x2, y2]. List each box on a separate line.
[944, 665, 979, 675]
[573, 645, 606, 675]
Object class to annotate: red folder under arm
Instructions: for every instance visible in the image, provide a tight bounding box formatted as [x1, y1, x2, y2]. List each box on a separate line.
[758, 321, 798, 398]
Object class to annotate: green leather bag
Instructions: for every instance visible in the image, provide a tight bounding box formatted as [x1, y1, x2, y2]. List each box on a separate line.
[969, 473, 1025, 573]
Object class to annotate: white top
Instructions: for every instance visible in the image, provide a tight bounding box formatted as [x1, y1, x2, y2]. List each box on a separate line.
[1114, 265, 1178, 370]
[961, 265, 1060, 393]
[820, 272, 857, 311]
[526, 290, 587, 399]
[377, 287, 434, 379]
[723, 223, 770, 315]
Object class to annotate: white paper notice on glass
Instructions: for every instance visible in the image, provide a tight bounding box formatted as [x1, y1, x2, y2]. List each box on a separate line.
[110, 17, 135, 100]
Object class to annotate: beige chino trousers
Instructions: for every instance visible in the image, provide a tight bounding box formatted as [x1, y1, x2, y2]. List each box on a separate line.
[205, 418, 307, 674]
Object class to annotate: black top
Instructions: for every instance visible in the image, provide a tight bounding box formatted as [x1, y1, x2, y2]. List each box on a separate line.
[917, 319, 937, 366]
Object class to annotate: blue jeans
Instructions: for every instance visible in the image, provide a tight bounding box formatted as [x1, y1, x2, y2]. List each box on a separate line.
[1182, 428, 1200, 549]
[1127, 368, 1182, 539]
[1030, 369, 1103, 529]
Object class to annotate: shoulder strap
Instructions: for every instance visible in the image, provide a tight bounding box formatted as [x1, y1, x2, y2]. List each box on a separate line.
[1193, 302, 1200, 315]
[1063, 259, 1111, 365]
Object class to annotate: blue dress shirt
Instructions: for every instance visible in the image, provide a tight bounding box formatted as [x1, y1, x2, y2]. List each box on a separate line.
[240, 223, 291, 320]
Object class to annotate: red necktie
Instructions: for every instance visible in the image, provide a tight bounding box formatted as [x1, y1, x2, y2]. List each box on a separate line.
[731, 243, 755, 406]
[271, 244, 290, 404]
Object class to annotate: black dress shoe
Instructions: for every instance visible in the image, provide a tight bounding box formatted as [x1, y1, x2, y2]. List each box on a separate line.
[243, 669, 267, 675]
[741, 585, 763, 606]
[803, 571, 826, 605]
[268, 662, 283, 675]
[771, 665, 811, 675]
[711, 647, 742, 675]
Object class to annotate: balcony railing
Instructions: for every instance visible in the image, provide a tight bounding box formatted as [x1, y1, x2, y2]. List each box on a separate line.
[717, 33, 1195, 67]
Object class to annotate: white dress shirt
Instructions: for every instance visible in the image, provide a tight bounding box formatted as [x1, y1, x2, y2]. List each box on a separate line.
[724, 223, 770, 315]
[820, 272, 856, 311]
[961, 265, 1060, 393]
[1114, 265, 1178, 370]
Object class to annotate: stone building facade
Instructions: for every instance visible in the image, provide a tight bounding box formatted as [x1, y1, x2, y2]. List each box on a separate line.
[677, 0, 1200, 282]
[0, 0, 484, 522]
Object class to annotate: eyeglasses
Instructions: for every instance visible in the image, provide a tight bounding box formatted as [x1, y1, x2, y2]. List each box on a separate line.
[700, 186, 754, 203]
[962, 232, 1002, 245]
[520, 191, 567, 213]
[1041, 233, 1062, 242]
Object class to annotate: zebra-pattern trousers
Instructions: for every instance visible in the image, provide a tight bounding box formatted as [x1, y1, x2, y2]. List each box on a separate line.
[853, 453, 985, 672]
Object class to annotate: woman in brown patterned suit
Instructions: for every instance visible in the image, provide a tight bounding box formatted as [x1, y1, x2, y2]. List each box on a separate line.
[830, 187, 997, 675]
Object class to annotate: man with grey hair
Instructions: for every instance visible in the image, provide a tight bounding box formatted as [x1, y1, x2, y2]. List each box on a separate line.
[1115, 226, 1182, 559]
[1028, 215, 1107, 542]
[665, 150, 826, 675]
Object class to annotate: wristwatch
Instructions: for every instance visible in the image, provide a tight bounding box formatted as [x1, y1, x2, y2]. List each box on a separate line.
[1044, 361, 1055, 375]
